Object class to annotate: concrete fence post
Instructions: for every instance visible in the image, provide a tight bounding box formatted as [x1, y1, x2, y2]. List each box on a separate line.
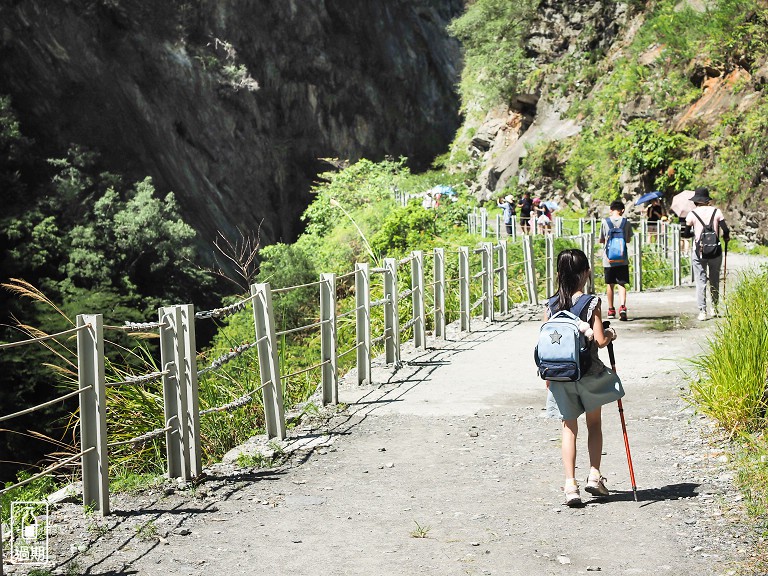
[160, 306, 190, 481]
[433, 248, 446, 339]
[481, 242, 494, 321]
[555, 217, 563, 238]
[459, 246, 470, 332]
[545, 234, 555, 298]
[250, 283, 286, 440]
[354, 263, 371, 385]
[383, 258, 401, 364]
[633, 234, 644, 292]
[320, 273, 338, 405]
[411, 251, 426, 348]
[672, 226, 682, 286]
[498, 241, 509, 315]
[523, 235, 538, 305]
[579, 233, 595, 294]
[77, 314, 109, 515]
[179, 304, 201, 478]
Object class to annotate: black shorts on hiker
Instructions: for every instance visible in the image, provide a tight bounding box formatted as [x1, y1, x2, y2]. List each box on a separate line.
[604, 265, 630, 286]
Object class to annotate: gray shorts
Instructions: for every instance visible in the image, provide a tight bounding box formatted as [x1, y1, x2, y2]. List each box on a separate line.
[546, 368, 625, 420]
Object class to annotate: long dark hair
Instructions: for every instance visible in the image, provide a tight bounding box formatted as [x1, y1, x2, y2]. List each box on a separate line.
[551, 248, 590, 312]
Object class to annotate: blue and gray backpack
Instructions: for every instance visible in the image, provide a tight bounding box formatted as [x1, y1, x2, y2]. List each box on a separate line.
[605, 217, 628, 264]
[534, 294, 594, 382]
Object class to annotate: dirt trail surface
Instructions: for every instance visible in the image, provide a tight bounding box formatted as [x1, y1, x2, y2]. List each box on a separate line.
[24, 254, 766, 576]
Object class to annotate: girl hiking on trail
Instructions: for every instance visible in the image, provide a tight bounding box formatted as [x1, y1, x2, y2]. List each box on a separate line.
[544, 248, 625, 507]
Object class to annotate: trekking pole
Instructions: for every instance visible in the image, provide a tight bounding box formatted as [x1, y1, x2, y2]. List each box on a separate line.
[604, 321, 638, 502]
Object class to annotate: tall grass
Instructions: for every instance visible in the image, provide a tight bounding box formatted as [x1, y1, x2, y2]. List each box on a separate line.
[688, 266, 768, 434]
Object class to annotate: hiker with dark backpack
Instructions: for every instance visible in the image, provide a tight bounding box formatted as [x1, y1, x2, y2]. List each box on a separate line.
[598, 200, 634, 321]
[685, 187, 730, 320]
[538, 249, 624, 507]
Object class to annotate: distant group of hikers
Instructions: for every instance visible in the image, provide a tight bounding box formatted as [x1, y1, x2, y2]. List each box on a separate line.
[532, 186, 730, 507]
[496, 191, 554, 235]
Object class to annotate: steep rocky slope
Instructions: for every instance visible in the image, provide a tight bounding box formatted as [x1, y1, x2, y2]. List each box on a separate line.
[0, 0, 463, 247]
[460, 0, 768, 243]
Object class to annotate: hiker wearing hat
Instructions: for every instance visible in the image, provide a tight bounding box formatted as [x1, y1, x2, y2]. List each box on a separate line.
[497, 193, 517, 236]
[518, 191, 533, 234]
[685, 187, 730, 321]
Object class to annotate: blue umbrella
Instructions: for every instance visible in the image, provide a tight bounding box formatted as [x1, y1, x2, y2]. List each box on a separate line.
[543, 200, 559, 211]
[635, 190, 663, 205]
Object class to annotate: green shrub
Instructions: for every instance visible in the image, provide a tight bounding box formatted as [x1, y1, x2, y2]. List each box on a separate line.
[688, 266, 768, 434]
[447, 0, 538, 109]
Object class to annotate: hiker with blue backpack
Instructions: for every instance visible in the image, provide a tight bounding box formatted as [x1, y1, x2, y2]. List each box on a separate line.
[535, 248, 624, 507]
[598, 200, 634, 321]
[684, 187, 730, 320]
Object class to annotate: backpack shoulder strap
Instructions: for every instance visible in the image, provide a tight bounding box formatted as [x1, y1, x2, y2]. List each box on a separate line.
[570, 294, 594, 321]
[692, 210, 706, 226]
[619, 217, 627, 230]
[708, 209, 717, 227]
[605, 218, 615, 230]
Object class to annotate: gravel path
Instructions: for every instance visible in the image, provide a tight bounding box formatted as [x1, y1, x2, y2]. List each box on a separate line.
[24, 254, 766, 576]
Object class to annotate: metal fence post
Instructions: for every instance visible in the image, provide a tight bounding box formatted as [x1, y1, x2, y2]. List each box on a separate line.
[159, 306, 188, 480]
[510, 215, 517, 241]
[411, 251, 426, 348]
[250, 283, 286, 440]
[179, 304, 201, 478]
[545, 234, 555, 297]
[498, 241, 509, 315]
[523, 235, 539, 305]
[77, 314, 109, 515]
[459, 246, 471, 332]
[354, 263, 371, 385]
[320, 273, 338, 405]
[578, 218, 585, 236]
[633, 234, 644, 292]
[433, 248, 446, 338]
[495, 214, 501, 242]
[481, 242, 494, 321]
[555, 217, 563, 238]
[383, 258, 401, 365]
[480, 208, 488, 238]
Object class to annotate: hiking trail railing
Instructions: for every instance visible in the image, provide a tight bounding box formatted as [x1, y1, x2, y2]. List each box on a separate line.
[0, 207, 691, 571]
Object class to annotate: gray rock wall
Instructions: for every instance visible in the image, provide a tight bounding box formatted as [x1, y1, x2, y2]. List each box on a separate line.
[0, 0, 463, 247]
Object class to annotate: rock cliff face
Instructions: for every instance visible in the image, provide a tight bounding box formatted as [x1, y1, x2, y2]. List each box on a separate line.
[0, 0, 463, 247]
[470, 0, 628, 199]
[463, 0, 768, 242]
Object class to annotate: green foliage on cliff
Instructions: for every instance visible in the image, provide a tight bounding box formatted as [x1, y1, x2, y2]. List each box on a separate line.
[450, 0, 768, 205]
[0, 95, 217, 481]
[447, 0, 538, 111]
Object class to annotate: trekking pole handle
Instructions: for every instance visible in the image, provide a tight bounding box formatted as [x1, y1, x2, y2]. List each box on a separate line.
[603, 320, 616, 369]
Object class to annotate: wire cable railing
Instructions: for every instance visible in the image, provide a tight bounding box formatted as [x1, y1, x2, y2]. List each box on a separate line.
[0, 213, 690, 564]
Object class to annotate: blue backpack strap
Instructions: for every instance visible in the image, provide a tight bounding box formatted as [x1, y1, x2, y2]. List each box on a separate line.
[619, 217, 627, 230]
[605, 218, 615, 230]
